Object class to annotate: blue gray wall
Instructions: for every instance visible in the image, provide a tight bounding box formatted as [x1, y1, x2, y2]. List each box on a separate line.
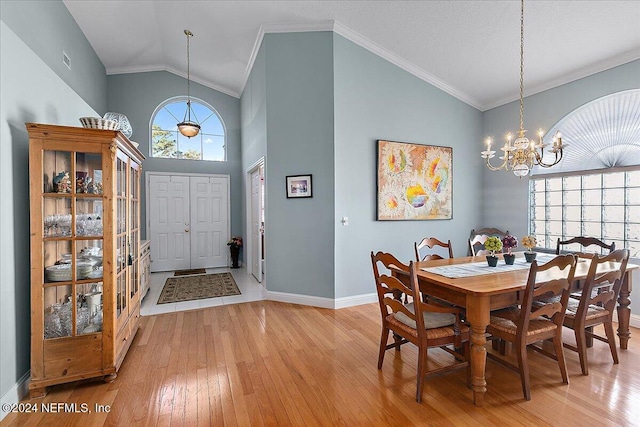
[333, 34, 484, 299]
[263, 32, 336, 298]
[1, 0, 106, 114]
[0, 0, 106, 413]
[482, 59, 640, 313]
[106, 71, 242, 241]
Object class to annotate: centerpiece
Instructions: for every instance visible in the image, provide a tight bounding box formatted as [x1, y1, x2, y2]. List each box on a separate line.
[521, 235, 537, 263]
[484, 236, 503, 267]
[501, 234, 518, 265]
[227, 236, 243, 269]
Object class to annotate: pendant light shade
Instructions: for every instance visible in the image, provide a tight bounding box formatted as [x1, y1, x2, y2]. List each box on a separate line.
[178, 30, 200, 138]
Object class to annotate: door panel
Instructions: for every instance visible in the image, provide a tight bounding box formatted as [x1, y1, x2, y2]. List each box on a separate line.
[189, 176, 228, 269]
[251, 168, 263, 282]
[149, 175, 190, 272]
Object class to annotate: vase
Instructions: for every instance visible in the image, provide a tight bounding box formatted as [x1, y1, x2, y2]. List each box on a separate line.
[230, 246, 240, 269]
[504, 253, 516, 265]
[486, 255, 498, 267]
[524, 252, 537, 263]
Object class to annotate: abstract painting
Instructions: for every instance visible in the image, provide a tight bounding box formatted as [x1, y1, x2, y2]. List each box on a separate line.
[377, 140, 452, 220]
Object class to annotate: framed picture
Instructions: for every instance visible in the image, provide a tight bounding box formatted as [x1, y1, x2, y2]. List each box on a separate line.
[286, 174, 312, 198]
[377, 140, 452, 220]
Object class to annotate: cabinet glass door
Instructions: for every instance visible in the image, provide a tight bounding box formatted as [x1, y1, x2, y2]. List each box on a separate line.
[42, 149, 104, 338]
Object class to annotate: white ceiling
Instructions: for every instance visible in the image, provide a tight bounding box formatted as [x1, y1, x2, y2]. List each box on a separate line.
[63, 0, 640, 111]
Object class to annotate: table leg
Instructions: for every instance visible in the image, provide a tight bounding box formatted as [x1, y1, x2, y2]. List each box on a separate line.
[466, 296, 490, 406]
[617, 272, 632, 350]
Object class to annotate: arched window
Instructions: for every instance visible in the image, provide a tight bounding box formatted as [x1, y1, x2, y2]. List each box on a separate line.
[150, 97, 226, 161]
[528, 89, 640, 257]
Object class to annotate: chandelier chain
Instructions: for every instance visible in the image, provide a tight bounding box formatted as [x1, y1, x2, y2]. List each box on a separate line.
[186, 30, 192, 103]
[519, 0, 525, 134]
[480, 0, 565, 177]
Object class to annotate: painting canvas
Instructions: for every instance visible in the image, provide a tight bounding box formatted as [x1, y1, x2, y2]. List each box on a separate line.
[377, 140, 452, 220]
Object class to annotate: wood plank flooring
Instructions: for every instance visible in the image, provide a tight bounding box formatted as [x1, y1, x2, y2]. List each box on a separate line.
[3, 301, 640, 426]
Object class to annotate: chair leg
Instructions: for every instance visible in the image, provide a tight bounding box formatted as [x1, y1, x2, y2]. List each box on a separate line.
[574, 326, 589, 376]
[553, 335, 569, 385]
[378, 326, 390, 369]
[464, 341, 471, 389]
[515, 343, 531, 401]
[586, 326, 594, 347]
[416, 346, 428, 403]
[603, 319, 619, 365]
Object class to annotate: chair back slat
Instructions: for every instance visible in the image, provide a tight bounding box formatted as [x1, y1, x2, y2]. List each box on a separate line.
[578, 249, 629, 313]
[415, 237, 454, 261]
[520, 255, 577, 331]
[468, 228, 509, 255]
[556, 236, 615, 255]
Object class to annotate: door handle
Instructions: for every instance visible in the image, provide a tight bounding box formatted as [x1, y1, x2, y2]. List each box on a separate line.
[185, 228, 190, 233]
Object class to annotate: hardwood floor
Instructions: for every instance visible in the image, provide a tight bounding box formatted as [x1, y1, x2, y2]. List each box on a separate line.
[4, 301, 640, 426]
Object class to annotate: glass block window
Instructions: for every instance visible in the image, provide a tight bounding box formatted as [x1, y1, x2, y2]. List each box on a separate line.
[529, 168, 640, 258]
[150, 98, 226, 161]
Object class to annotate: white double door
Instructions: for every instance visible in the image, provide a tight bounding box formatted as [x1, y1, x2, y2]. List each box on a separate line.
[148, 173, 229, 272]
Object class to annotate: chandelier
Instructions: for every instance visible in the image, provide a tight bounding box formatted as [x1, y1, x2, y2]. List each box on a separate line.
[177, 30, 201, 138]
[480, 0, 567, 177]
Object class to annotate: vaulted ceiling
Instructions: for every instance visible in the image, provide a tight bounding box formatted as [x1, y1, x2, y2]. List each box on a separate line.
[64, 1, 640, 111]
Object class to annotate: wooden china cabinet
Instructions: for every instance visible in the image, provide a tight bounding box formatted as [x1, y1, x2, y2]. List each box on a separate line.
[27, 123, 144, 397]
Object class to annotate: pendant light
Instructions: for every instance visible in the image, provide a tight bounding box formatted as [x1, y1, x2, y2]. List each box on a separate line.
[177, 29, 201, 138]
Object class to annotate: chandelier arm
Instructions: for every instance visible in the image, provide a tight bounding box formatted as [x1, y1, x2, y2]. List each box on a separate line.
[485, 157, 510, 171]
[533, 150, 563, 168]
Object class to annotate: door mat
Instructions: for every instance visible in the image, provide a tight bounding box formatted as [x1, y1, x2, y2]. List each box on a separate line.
[157, 273, 241, 304]
[174, 268, 207, 276]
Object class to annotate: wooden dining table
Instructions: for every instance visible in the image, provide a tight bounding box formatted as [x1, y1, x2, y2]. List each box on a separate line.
[398, 252, 637, 406]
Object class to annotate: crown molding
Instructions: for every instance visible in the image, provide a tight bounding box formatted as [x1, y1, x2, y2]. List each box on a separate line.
[330, 21, 483, 110]
[239, 19, 483, 109]
[483, 48, 640, 111]
[240, 20, 336, 96]
[106, 65, 241, 99]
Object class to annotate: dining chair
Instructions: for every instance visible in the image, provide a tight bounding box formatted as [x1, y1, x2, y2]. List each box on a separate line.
[468, 228, 509, 255]
[371, 251, 470, 403]
[486, 254, 577, 401]
[562, 249, 629, 375]
[469, 234, 492, 256]
[556, 236, 615, 256]
[415, 237, 454, 261]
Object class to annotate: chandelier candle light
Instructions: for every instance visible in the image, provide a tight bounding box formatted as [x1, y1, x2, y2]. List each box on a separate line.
[480, 0, 567, 178]
[177, 29, 201, 138]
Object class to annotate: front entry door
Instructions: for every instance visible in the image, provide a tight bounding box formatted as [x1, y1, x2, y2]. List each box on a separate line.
[190, 176, 228, 269]
[148, 173, 229, 272]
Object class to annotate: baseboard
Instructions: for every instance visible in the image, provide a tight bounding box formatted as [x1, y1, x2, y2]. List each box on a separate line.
[630, 313, 640, 329]
[0, 370, 30, 422]
[334, 292, 378, 309]
[266, 291, 335, 308]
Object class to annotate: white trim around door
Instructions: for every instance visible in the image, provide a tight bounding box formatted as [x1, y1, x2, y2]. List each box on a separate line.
[146, 172, 230, 272]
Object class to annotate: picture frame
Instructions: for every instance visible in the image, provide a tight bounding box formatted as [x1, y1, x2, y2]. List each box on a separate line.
[376, 140, 453, 220]
[286, 174, 312, 198]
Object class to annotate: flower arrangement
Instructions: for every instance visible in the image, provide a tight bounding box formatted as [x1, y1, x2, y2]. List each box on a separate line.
[501, 234, 518, 255]
[227, 236, 243, 249]
[484, 236, 503, 256]
[521, 235, 537, 253]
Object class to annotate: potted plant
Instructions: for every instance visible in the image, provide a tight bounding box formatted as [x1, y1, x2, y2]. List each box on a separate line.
[501, 234, 518, 265]
[227, 236, 243, 268]
[521, 235, 537, 263]
[484, 236, 503, 267]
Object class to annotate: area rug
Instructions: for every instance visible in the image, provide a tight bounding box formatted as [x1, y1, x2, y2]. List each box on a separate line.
[174, 268, 207, 276]
[157, 273, 241, 304]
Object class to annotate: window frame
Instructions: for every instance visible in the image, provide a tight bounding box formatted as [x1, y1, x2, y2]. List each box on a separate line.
[149, 96, 227, 162]
[528, 165, 640, 259]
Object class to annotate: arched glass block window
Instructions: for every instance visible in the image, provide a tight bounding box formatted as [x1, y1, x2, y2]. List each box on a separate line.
[150, 97, 226, 161]
[528, 89, 640, 258]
